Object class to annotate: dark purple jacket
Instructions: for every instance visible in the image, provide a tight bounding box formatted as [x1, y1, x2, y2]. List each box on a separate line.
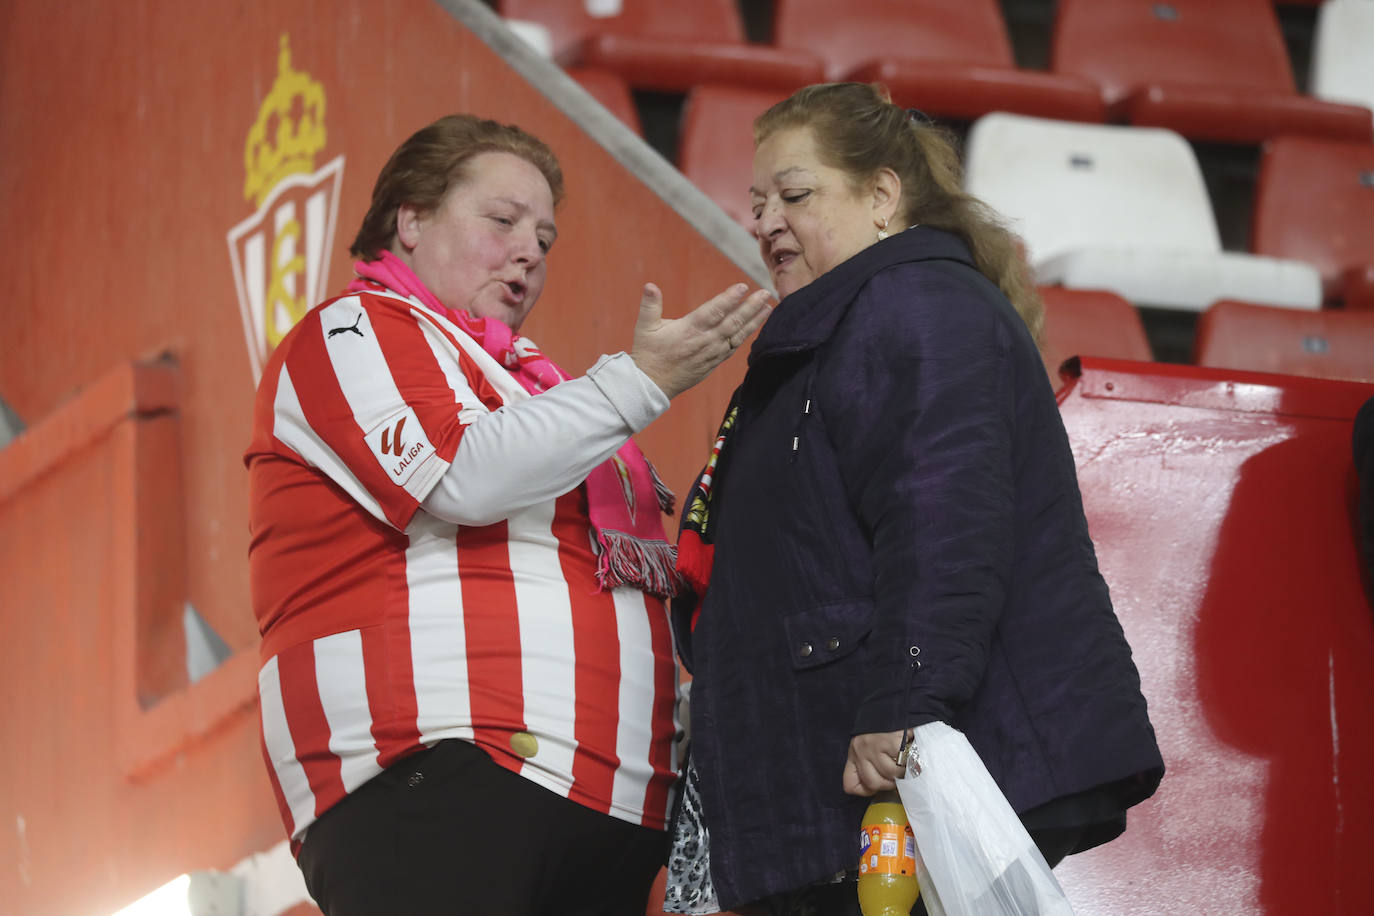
[672, 228, 1163, 909]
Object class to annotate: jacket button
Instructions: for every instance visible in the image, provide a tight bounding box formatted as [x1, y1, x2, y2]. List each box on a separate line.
[799, 642, 813, 658]
[827, 636, 840, 651]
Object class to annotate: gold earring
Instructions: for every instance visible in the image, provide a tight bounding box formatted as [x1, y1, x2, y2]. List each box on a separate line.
[876, 218, 890, 242]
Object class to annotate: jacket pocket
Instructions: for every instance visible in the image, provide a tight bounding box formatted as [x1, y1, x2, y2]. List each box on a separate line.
[783, 598, 875, 809]
[782, 598, 874, 671]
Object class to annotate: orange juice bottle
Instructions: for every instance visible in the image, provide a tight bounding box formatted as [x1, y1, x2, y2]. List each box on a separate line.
[857, 790, 920, 916]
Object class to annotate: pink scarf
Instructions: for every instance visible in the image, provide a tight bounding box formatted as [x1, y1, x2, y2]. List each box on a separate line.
[348, 251, 681, 597]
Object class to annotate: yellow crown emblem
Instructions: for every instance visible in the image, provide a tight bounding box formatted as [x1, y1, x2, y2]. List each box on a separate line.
[243, 34, 327, 206]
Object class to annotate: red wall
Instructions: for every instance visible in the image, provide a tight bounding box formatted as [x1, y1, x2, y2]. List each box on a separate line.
[0, 1, 754, 913]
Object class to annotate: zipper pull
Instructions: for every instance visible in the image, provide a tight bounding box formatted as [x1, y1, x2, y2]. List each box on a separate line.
[790, 390, 812, 464]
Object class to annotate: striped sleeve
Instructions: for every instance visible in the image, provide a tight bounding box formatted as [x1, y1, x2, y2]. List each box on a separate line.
[271, 293, 489, 530]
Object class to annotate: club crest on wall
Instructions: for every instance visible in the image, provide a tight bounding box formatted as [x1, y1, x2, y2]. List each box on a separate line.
[227, 34, 344, 383]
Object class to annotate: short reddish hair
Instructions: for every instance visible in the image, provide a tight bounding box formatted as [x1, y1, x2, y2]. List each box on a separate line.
[349, 114, 564, 260]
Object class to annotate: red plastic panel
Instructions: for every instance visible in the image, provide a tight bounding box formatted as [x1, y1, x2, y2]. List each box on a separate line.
[775, 0, 1016, 81]
[577, 34, 824, 93]
[1123, 82, 1373, 145]
[678, 84, 791, 230]
[1053, 358, 1374, 914]
[1039, 286, 1152, 382]
[1054, 0, 1297, 108]
[1253, 137, 1374, 299]
[1193, 300, 1374, 382]
[846, 61, 1107, 123]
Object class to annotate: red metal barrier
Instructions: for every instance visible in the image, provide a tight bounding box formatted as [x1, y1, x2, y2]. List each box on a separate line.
[1053, 358, 1374, 915]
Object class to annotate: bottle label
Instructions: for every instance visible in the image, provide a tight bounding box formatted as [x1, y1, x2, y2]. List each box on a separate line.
[858, 824, 917, 876]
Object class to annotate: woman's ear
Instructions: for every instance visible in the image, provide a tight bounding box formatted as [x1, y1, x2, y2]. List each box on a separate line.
[871, 168, 902, 227]
[395, 203, 422, 251]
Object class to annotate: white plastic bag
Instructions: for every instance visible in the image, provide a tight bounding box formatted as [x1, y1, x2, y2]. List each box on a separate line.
[895, 722, 1074, 916]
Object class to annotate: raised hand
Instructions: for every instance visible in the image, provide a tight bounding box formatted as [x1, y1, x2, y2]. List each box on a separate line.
[630, 282, 774, 399]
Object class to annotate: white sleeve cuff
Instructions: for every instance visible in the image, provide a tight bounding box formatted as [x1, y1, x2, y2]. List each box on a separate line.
[586, 352, 670, 433]
[419, 353, 667, 527]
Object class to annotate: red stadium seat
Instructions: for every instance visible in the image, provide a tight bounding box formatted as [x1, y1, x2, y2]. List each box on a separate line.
[1039, 286, 1153, 382]
[498, 0, 823, 93]
[502, 0, 746, 54]
[565, 67, 642, 136]
[1052, 0, 1373, 144]
[772, 0, 1105, 123]
[677, 84, 789, 231]
[1194, 300, 1374, 381]
[1252, 136, 1374, 308]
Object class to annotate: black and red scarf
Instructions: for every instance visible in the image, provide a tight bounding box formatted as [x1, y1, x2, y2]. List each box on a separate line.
[674, 394, 740, 623]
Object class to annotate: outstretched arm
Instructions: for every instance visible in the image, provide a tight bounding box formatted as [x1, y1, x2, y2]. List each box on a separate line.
[421, 282, 772, 526]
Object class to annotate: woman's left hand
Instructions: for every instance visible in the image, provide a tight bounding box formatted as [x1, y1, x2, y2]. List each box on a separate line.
[842, 730, 908, 796]
[630, 282, 773, 399]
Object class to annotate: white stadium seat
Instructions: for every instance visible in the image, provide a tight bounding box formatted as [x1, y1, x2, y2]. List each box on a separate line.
[1310, 0, 1374, 135]
[963, 112, 1322, 312]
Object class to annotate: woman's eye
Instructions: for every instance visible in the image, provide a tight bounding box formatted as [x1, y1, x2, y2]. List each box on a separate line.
[782, 190, 810, 204]
[538, 238, 552, 253]
[491, 215, 514, 227]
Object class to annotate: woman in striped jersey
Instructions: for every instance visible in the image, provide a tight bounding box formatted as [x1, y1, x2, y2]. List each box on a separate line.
[245, 114, 771, 915]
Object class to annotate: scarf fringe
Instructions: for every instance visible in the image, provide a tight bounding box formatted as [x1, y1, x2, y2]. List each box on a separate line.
[596, 529, 685, 599]
[647, 459, 676, 515]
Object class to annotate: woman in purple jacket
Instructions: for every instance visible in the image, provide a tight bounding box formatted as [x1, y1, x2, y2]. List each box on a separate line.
[665, 83, 1164, 916]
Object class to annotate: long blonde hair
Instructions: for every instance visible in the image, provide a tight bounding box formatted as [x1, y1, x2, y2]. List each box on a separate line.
[755, 83, 1044, 345]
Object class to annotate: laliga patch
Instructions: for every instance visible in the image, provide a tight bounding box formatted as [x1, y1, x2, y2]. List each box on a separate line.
[365, 406, 436, 486]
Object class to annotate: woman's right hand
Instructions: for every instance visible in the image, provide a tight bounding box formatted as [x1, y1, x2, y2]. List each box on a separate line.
[630, 282, 773, 399]
[843, 729, 909, 796]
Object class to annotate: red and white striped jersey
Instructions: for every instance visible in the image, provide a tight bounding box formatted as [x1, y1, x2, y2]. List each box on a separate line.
[245, 289, 681, 842]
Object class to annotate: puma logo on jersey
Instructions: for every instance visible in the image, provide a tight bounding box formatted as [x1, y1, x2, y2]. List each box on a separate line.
[328, 315, 364, 338]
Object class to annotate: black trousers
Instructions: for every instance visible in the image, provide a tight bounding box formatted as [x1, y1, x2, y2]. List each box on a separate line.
[297, 739, 667, 916]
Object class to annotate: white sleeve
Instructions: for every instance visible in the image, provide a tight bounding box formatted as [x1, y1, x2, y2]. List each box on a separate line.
[421, 351, 669, 526]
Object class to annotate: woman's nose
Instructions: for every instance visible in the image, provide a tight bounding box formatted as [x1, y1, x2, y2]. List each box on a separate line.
[511, 230, 543, 265]
[756, 201, 784, 239]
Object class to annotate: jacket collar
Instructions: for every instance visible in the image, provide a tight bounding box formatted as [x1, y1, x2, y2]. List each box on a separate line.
[748, 226, 975, 362]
